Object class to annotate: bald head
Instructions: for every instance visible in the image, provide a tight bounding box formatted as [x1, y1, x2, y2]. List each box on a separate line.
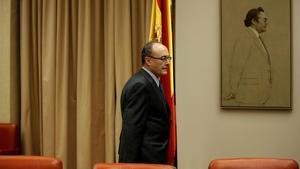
[152, 43, 168, 55]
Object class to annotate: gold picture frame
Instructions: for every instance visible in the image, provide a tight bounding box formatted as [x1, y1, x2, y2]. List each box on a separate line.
[221, 0, 292, 109]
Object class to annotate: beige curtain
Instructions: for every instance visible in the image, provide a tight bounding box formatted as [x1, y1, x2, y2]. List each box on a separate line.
[20, 1, 151, 169]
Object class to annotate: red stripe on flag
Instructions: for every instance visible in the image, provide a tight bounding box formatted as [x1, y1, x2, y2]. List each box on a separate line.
[159, 0, 176, 165]
[150, 0, 176, 165]
[156, 0, 162, 10]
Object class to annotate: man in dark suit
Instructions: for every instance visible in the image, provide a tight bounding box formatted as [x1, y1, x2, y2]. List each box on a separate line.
[118, 41, 171, 163]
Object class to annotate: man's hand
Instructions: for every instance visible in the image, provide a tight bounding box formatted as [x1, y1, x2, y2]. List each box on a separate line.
[224, 93, 236, 100]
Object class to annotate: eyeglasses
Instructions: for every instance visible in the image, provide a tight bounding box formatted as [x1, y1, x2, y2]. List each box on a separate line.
[147, 55, 172, 62]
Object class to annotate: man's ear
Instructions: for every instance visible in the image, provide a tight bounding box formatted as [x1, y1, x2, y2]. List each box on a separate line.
[145, 57, 151, 66]
[251, 18, 258, 25]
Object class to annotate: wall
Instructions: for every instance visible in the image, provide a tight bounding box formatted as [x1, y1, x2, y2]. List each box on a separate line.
[176, 0, 300, 169]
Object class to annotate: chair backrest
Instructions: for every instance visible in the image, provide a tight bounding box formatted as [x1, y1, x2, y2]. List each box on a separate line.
[209, 158, 299, 169]
[0, 123, 20, 154]
[93, 163, 176, 169]
[0, 156, 63, 169]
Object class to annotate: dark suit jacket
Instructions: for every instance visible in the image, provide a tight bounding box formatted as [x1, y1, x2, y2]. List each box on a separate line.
[230, 28, 272, 105]
[118, 69, 170, 163]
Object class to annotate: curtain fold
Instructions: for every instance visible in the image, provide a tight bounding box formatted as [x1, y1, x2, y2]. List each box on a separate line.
[20, 1, 151, 169]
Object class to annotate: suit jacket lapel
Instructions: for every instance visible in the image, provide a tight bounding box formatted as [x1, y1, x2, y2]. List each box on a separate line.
[246, 28, 269, 59]
[140, 69, 169, 115]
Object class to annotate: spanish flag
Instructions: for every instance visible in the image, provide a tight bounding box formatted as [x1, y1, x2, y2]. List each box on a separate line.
[149, 0, 176, 165]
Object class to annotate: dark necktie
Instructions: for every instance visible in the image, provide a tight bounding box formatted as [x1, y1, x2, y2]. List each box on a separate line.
[259, 36, 271, 65]
[159, 82, 167, 108]
[159, 82, 165, 94]
[259, 36, 272, 83]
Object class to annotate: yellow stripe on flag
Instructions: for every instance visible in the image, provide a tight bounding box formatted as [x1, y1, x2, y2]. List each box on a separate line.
[149, 0, 176, 165]
[149, 0, 162, 42]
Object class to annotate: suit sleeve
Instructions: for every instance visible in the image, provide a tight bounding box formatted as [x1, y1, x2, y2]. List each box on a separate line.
[119, 82, 149, 162]
[230, 37, 251, 94]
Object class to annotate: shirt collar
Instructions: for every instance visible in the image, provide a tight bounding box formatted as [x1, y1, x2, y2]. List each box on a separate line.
[248, 27, 260, 38]
[142, 67, 160, 87]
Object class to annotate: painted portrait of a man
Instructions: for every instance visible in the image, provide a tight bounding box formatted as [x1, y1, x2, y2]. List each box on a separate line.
[221, 0, 291, 109]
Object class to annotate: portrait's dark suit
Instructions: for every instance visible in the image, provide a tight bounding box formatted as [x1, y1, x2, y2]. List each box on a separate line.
[118, 69, 170, 163]
[230, 28, 272, 105]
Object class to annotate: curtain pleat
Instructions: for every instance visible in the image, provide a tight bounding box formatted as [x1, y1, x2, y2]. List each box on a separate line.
[55, 1, 77, 169]
[103, 0, 116, 163]
[114, 0, 134, 161]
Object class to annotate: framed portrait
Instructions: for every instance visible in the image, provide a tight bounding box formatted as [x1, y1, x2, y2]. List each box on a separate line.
[221, 0, 292, 109]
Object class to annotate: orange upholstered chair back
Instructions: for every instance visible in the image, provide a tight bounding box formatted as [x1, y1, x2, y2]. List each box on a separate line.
[209, 158, 299, 169]
[0, 156, 63, 169]
[0, 123, 20, 154]
[93, 163, 176, 169]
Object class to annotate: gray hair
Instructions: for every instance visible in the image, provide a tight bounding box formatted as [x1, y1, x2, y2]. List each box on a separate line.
[141, 40, 160, 65]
